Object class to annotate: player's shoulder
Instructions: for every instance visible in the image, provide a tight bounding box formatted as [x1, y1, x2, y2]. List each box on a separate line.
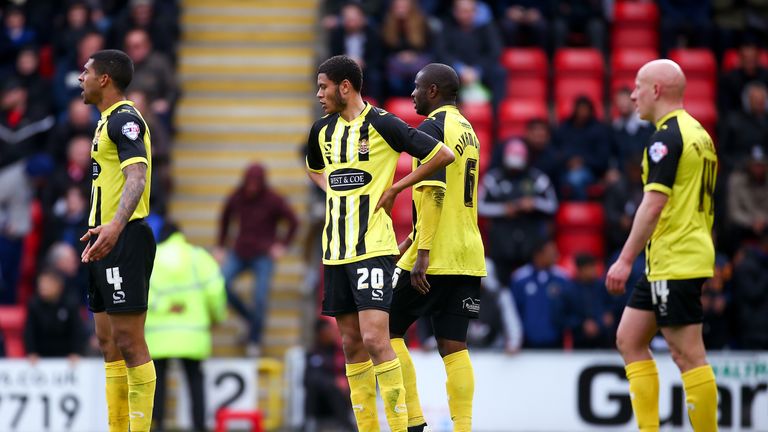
[109, 104, 142, 123]
[311, 112, 339, 130]
[651, 116, 683, 145]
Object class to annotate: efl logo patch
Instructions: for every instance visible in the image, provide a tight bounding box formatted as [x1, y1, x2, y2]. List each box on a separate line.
[121, 121, 140, 140]
[649, 141, 668, 163]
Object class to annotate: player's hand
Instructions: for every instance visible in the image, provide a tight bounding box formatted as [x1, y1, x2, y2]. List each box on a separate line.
[375, 187, 398, 216]
[80, 221, 123, 263]
[606, 258, 631, 295]
[411, 250, 430, 295]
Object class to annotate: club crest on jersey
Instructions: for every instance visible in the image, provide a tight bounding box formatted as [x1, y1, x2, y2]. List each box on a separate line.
[121, 122, 140, 141]
[649, 141, 668, 163]
[358, 138, 370, 161]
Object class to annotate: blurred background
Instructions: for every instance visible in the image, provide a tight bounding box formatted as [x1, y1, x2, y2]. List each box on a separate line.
[0, 0, 766, 431]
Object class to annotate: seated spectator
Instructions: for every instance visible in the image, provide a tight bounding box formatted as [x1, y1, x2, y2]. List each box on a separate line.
[510, 239, 570, 349]
[44, 242, 87, 305]
[554, 96, 611, 200]
[304, 319, 355, 431]
[436, 0, 506, 109]
[726, 146, 768, 247]
[43, 134, 92, 212]
[719, 39, 768, 113]
[110, 0, 179, 59]
[23, 268, 84, 361]
[43, 185, 89, 260]
[1, 6, 37, 57]
[492, 118, 559, 181]
[14, 45, 52, 114]
[47, 97, 98, 164]
[552, 0, 604, 50]
[54, 31, 104, 112]
[564, 254, 614, 349]
[124, 28, 177, 126]
[53, 1, 96, 63]
[381, 0, 434, 97]
[732, 231, 768, 349]
[320, 0, 385, 31]
[659, 0, 713, 56]
[702, 255, 732, 349]
[497, 0, 550, 49]
[329, 2, 384, 101]
[603, 155, 644, 256]
[719, 81, 768, 172]
[612, 87, 653, 168]
[479, 138, 558, 284]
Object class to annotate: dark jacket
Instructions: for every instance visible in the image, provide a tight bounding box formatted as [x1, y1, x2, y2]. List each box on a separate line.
[733, 245, 768, 349]
[23, 297, 84, 357]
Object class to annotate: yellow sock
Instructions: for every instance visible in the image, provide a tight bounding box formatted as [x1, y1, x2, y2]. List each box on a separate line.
[626, 360, 660, 432]
[104, 360, 129, 432]
[443, 350, 474, 432]
[682, 365, 718, 432]
[392, 338, 426, 428]
[374, 358, 408, 432]
[126, 361, 156, 432]
[346, 360, 380, 432]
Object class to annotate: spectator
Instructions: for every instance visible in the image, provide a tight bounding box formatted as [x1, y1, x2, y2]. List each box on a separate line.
[658, 0, 714, 56]
[304, 319, 355, 432]
[215, 163, 298, 356]
[436, 0, 506, 109]
[44, 242, 87, 306]
[14, 45, 52, 114]
[329, 2, 384, 101]
[510, 239, 570, 348]
[719, 39, 768, 113]
[719, 81, 768, 172]
[727, 146, 768, 246]
[43, 184, 89, 258]
[110, 0, 179, 59]
[611, 87, 653, 168]
[53, 1, 96, 63]
[554, 95, 612, 200]
[732, 232, 768, 349]
[492, 118, 558, 181]
[0, 79, 55, 303]
[563, 254, 614, 349]
[47, 97, 98, 164]
[552, 0, 604, 50]
[53, 30, 104, 112]
[124, 28, 178, 124]
[478, 138, 558, 285]
[603, 155, 644, 255]
[2, 6, 36, 52]
[320, 0, 385, 31]
[146, 223, 227, 432]
[497, 0, 550, 49]
[23, 268, 84, 361]
[43, 134, 92, 212]
[381, 0, 434, 97]
[702, 255, 732, 349]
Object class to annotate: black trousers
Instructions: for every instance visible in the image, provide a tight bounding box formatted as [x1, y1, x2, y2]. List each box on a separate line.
[154, 358, 206, 431]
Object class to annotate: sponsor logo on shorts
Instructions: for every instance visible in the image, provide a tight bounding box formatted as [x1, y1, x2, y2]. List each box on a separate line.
[107, 267, 126, 304]
[462, 297, 480, 313]
[372, 289, 383, 301]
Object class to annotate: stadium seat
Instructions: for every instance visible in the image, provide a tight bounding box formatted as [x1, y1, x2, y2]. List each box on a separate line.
[684, 99, 717, 138]
[611, 48, 659, 81]
[684, 78, 716, 102]
[555, 78, 603, 104]
[611, 27, 659, 51]
[555, 97, 605, 123]
[506, 76, 548, 100]
[498, 98, 548, 139]
[392, 154, 414, 239]
[668, 49, 717, 82]
[474, 127, 492, 177]
[384, 97, 423, 128]
[721, 48, 768, 71]
[0, 305, 27, 358]
[554, 48, 605, 80]
[613, 1, 659, 26]
[556, 232, 605, 259]
[461, 102, 493, 131]
[500, 47, 548, 77]
[556, 202, 605, 230]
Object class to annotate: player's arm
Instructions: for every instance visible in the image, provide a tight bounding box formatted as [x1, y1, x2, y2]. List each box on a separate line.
[82, 112, 148, 262]
[411, 185, 445, 294]
[305, 121, 327, 191]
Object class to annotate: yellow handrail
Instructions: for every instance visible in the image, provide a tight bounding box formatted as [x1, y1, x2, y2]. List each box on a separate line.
[258, 358, 283, 430]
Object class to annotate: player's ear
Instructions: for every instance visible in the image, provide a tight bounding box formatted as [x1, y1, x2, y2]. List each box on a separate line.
[98, 73, 110, 88]
[340, 79, 350, 95]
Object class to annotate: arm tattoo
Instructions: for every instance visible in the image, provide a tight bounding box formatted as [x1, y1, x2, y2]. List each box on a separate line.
[431, 188, 445, 207]
[113, 163, 147, 226]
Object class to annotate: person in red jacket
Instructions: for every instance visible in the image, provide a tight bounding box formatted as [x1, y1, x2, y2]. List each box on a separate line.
[215, 163, 298, 356]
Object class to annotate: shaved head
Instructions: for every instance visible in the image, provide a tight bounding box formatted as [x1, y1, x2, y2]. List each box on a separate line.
[631, 59, 687, 122]
[637, 59, 686, 100]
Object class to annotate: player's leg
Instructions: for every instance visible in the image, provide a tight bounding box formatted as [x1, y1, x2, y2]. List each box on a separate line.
[390, 268, 429, 431]
[94, 311, 130, 432]
[250, 255, 275, 347]
[325, 263, 380, 431]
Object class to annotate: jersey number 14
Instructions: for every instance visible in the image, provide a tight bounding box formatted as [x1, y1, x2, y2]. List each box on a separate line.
[698, 158, 717, 215]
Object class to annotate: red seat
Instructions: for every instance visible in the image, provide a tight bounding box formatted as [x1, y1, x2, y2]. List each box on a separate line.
[498, 98, 548, 140]
[556, 232, 605, 259]
[613, 1, 659, 26]
[722, 48, 768, 71]
[0, 305, 27, 358]
[684, 99, 717, 138]
[612, 48, 659, 81]
[384, 97, 422, 128]
[684, 78, 716, 102]
[554, 78, 604, 121]
[474, 127, 492, 177]
[554, 48, 605, 80]
[556, 202, 605, 230]
[668, 49, 717, 82]
[392, 154, 414, 240]
[506, 76, 548, 100]
[611, 27, 659, 51]
[460, 102, 493, 131]
[501, 47, 548, 77]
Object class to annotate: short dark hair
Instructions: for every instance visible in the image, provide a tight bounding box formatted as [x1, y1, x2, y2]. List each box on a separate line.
[317, 55, 363, 92]
[419, 63, 460, 102]
[90, 49, 133, 92]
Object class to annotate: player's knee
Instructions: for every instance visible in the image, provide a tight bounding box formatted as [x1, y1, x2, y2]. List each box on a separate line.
[615, 330, 639, 358]
[111, 328, 142, 359]
[360, 330, 389, 357]
[436, 338, 467, 358]
[340, 332, 365, 359]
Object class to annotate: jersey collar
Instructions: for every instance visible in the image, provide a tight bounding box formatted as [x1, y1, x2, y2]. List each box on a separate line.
[427, 104, 459, 118]
[654, 108, 685, 130]
[101, 100, 135, 118]
[338, 101, 373, 125]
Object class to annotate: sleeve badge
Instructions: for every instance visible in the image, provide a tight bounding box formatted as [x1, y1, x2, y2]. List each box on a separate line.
[121, 122, 140, 141]
[649, 141, 668, 163]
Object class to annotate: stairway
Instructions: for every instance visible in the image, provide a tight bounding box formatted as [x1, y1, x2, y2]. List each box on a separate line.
[171, 0, 319, 359]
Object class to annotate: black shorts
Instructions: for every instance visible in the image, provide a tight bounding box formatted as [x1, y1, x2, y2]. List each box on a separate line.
[627, 276, 705, 326]
[322, 256, 395, 316]
[389, 269, 481, 338]
[87, 219, 156, 314]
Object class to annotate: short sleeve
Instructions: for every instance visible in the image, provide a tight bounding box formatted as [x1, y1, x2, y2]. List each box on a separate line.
[371, 110, 441, 162]
[415, 118, 447, 187]
[644, 128, 683, 195]
[106, 111, 147, 168]
[305, 120, 325, 173]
